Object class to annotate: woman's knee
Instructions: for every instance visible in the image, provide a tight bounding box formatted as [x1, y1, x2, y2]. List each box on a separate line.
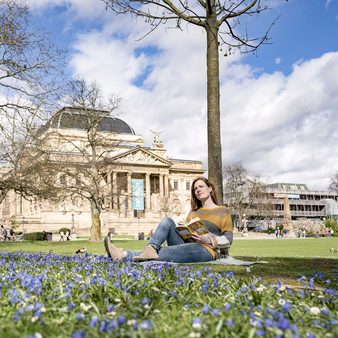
[159, 216, 175, 228]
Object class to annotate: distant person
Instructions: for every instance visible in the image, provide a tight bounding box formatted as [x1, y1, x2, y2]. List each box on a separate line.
[302, 229, 306, 238]
[1, 225, 8, 241]
[9, 228, 15, 241]
[104, 177, 233, 263]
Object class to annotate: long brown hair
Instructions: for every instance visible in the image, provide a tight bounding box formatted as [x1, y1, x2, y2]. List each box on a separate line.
[190, 177, 219, 211]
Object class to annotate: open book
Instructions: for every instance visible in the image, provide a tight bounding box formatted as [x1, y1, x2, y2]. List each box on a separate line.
[176, 217, 209, 240]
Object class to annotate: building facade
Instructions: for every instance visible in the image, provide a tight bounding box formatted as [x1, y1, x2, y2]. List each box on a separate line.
[225, 182, 338, 229]
[0, 107, 205, 236]
[267, 183, 338, 221]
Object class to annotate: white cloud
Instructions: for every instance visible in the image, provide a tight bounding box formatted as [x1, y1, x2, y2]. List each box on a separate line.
[25, 1, 338, 191]
[220, 52, 338, 190]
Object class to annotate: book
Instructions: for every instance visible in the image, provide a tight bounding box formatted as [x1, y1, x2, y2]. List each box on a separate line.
[176, 217, 209, 240]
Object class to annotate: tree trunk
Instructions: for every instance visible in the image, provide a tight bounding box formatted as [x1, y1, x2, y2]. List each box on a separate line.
[90, 205, 101, 241]
[205, 3, 223, 204]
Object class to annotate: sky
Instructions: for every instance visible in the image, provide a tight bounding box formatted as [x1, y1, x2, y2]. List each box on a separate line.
[23, 0, 338, 191]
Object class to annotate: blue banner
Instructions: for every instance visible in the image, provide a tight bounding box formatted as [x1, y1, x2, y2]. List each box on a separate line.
[131, 179, 144, 210]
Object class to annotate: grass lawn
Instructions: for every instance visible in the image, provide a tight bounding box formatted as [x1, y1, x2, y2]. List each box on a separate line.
[0, 238, 337, 337]
[0, 237, 337, 286]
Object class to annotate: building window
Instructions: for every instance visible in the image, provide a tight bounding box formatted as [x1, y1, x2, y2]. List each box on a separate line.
[185, 180, 191, 191]
[173, 180, 179, 190]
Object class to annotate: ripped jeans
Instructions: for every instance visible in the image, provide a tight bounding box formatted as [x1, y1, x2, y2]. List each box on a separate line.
[125, 217, 213, 263]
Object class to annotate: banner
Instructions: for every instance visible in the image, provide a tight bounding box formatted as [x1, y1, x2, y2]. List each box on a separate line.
[131, 179, 144, 210]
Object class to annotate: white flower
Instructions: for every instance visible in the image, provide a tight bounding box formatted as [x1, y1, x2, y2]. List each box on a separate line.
[33, 333, 42, 338]
[310, 307, 320, 315]
[80, 303, 91, 312]
[192, 322, 202, 329]
[189, 332, 201, 338]
[31, 316, 39, 323]
[278, 298, 286, 306]
[256, 285, 266, 292]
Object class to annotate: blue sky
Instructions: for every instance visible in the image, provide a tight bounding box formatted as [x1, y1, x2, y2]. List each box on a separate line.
[25, 0, 338, 190]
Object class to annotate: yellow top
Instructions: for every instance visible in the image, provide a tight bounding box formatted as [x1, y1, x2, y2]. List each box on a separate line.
[186, 206, 233, 259]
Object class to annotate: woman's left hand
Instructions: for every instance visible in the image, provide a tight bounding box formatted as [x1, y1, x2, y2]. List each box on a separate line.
[191, 234, 211, 245]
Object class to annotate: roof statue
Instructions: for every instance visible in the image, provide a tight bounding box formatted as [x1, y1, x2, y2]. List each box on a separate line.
[151, 130, 164, 148]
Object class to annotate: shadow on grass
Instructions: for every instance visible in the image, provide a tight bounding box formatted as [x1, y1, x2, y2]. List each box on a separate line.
[209, 256, 337, 286]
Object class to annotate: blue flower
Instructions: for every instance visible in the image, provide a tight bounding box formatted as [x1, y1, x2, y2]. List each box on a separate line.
[140, 320, 153, 330]
[74, 312, 85, 321]
[226, 319, 234, 328]
[282, 302, 292, 312]
[224, 303, 231, 311]
[202, 304, 210, 314]
[277, 316, 290, 330]
[89, 315, 99, 328]
[117, 315, 126, 326]
[255, 329, 265, 336]
[99, 320, 107, 333]
[71, 330, 85, 338]
[264, 319, 274, 328]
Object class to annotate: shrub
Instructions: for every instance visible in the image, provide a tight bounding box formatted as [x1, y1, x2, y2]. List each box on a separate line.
[324, 218, 338, 236]
[23, 232, 44, 241]
[59, 227, 71, 234]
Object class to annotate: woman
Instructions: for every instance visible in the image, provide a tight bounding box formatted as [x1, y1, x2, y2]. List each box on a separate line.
[104, 177, 233, 263]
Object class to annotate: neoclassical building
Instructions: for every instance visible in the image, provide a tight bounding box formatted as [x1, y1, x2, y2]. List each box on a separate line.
[0, 107, 205, 237]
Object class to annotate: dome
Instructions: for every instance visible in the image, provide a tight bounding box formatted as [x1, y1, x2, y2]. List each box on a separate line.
[41, 107, 135, 134]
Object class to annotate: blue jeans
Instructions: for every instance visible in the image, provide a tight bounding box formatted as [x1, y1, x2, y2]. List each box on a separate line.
[125, 217, 213, 263]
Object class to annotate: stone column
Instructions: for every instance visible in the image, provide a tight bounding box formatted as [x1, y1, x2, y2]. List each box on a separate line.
[159, 174, 164, 197]
[127, 172, 132, 217]
[164, 174, 169, 197]
[145, 173, 151, 211]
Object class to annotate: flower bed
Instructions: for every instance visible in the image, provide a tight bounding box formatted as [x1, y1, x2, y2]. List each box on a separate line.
[0, 252, 336, 337]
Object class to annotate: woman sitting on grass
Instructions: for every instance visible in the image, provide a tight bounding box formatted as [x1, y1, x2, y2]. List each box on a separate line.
[104, 177, 233, 263]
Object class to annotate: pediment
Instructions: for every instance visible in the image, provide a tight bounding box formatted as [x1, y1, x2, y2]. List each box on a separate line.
[110, 148, 171, 166]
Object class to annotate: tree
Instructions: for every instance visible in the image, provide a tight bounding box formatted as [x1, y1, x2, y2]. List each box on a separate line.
[329, 172, 338, 193]
[0, 0, 66, 201]
[102, 0, 277, 202]
[224, 162, 273, 229]
[46, 80, 121, 241]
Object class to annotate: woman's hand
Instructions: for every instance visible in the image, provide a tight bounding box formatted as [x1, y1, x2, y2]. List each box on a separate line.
[191, 233, 211, 245]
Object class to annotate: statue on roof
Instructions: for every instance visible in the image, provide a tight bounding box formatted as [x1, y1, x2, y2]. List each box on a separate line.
[151, 130, 164, 148]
